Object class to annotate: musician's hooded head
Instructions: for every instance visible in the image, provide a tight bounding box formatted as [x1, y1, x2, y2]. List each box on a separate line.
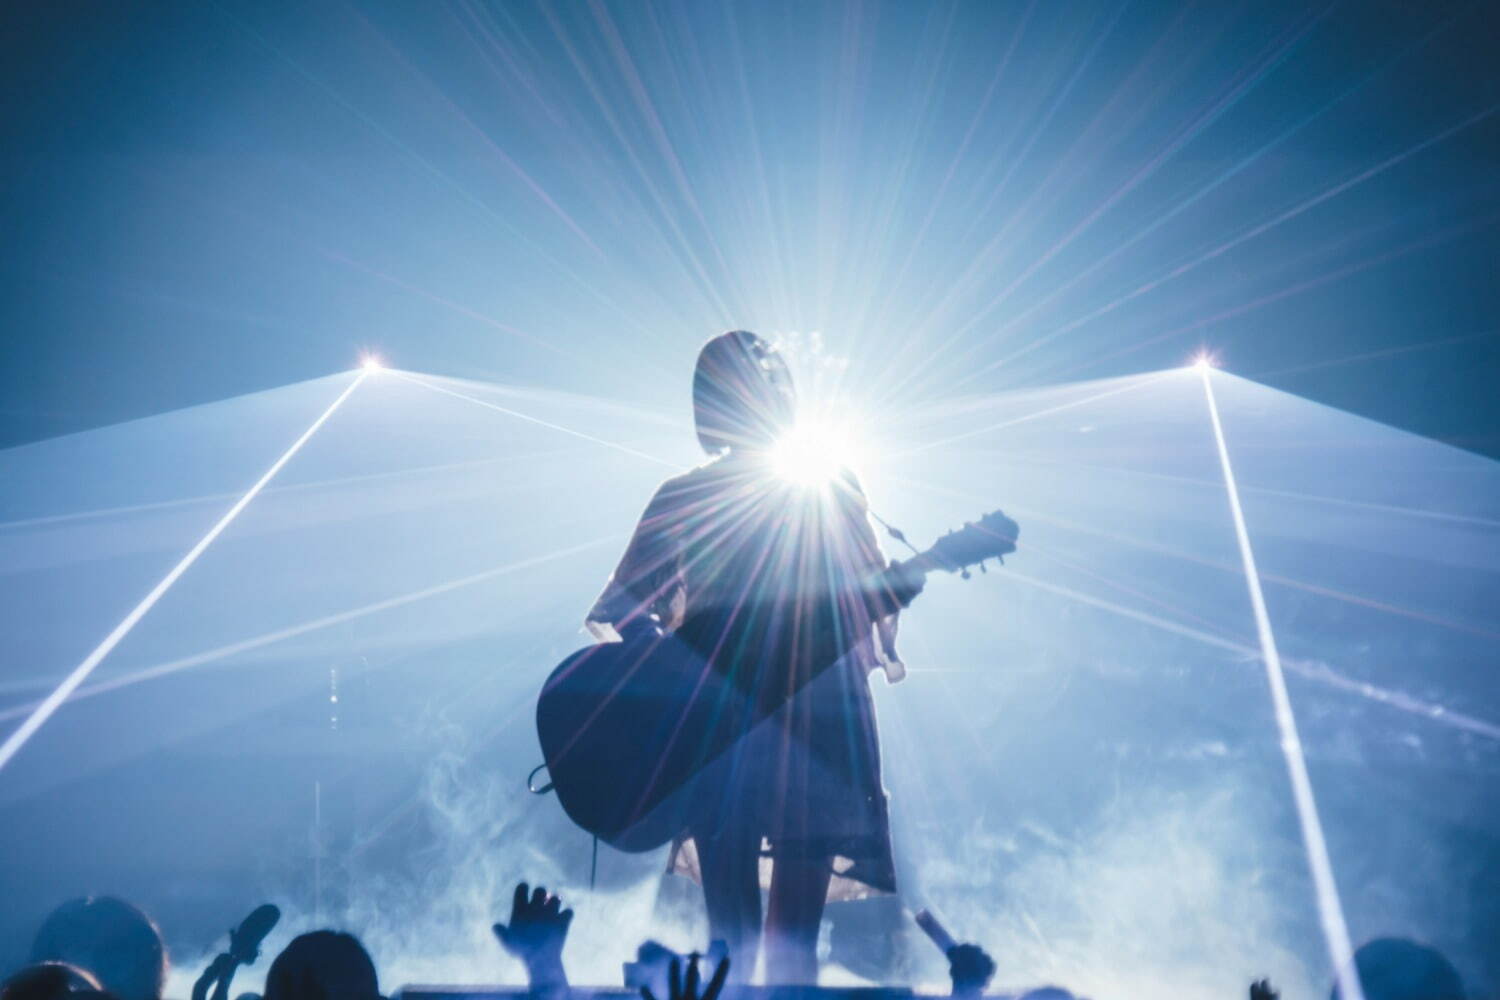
[692, 330, 796, 455]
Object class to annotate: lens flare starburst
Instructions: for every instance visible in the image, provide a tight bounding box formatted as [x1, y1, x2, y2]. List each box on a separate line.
[769, 419, 868, 488]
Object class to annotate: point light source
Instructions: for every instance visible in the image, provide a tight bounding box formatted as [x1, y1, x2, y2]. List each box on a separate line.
[361, 354, 385, 373]
[770, 418, 865, 488]
[1190, 352, 1216, 373]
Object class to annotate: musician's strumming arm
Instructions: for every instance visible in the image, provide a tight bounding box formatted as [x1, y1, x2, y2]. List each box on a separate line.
[585, 481, 687, 642]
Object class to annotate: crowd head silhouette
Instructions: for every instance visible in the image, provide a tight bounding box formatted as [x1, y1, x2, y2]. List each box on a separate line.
[29, 897, 167, 1000]
[262, 933, 380, 1000]
[1, 885, 1476, 1000]
[1331, 938, 1466, 1000]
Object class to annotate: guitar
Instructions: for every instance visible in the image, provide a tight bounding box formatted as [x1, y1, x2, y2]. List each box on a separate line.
[534, 510, 1019, 852]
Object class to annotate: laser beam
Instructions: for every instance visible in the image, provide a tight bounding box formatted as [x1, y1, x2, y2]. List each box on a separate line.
[1199, 366, 1364, 1000]
[0, 371, 369, 775]
[0, 536, 617, 721]
[393, 369, 683, 469]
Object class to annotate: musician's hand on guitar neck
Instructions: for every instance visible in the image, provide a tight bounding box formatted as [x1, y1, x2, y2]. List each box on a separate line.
[866, 559, 927, 618]
[493, 882, 572, 989]
[886, 559, 927, 608]
[640, 954, 730, 1000]
[873, 508, 1021, 612]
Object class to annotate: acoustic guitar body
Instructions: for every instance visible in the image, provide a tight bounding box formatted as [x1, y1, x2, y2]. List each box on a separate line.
[535, 625, 752, 853]
[534, 508, 1019, 852]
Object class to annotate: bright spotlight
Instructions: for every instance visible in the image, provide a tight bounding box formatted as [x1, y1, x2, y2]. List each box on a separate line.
[769, 419, 865, 487]
[361, 354, 385, 372]
[1190, 352, 1217, 372]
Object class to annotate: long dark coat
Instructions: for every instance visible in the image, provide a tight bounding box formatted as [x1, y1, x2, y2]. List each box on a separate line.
[586, 450, 903, 898]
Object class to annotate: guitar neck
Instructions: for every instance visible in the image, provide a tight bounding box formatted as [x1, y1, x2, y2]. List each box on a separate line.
[898, 548, 959, 578]
[885, 509, 1018, 586]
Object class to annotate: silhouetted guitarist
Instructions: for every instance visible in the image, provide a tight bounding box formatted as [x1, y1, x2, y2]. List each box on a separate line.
[585, 331, 922, 983]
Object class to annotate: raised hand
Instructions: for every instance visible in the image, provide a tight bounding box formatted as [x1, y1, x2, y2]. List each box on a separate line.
[493, 883, 573, 987]
[947, 943, 996, 996]
[640, 953, 730, 1000]
[1250, 979, 1279, 1000]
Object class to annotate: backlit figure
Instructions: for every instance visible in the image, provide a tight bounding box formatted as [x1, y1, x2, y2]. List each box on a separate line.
[586, 330, 909, 983]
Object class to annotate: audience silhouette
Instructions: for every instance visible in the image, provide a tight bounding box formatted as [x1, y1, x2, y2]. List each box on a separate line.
[29, 898, 167, 1000]
[6, 885, 1480, 999]
[946, 943, 996, 997]
[492, 883, 571, 999]
[1331, 938, 1467, 1000]
[1250, 977, 1279, 1000]
[262, 933, 379, 1000]
[639, 954, 729, 1000]
[1, 962, 109, 1000]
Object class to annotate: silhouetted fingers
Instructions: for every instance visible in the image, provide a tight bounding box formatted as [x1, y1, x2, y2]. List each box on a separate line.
[512, 882, 529, 918]
[1250, 979, 1279, 1000]
[531, 885, 548, 910]
[640, 988, 657, 1000]
[667, 958, 682, 1000]
[702, 956, 730, 1000]
[559, 908, 574, 931]
[684, 952, 700, 1000]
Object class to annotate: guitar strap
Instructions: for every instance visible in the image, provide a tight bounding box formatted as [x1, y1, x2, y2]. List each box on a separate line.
[867, 507, 922, 559]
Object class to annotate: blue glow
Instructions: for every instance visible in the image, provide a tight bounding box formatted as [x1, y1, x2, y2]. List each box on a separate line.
[0, 371, 369, 774]
[2, 366, 1495, 997]
[0, 1, 1496, 995]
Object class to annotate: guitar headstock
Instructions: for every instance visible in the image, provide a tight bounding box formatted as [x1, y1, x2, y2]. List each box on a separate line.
[923, 509, 1019, 578]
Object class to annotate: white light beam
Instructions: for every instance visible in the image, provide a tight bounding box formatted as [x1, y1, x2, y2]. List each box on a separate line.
[0, 371, 370, 774]
[1199, 366, 1365, 1000]
[0, 535, 616, 721]
[392, 369, 683, 469]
